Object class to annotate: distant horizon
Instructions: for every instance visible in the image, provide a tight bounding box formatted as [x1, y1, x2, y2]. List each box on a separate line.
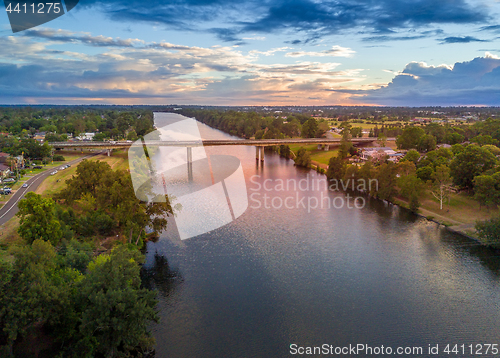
[1, 0, 500, 106]
[0, 104, 499, 109]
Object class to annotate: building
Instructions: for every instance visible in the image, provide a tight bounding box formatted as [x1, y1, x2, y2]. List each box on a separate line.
[361, 147, 404, 163]
[77, 132, 96, 141]
[0, 163, 10, 178]
[0, 152, 9, 164]
[437, 144, 452, 149]
[33, 132, 46, 143]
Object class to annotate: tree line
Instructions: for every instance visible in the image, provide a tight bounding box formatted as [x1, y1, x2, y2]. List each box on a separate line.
[0, 160, 174, 357]
[169, 108, 329, 139]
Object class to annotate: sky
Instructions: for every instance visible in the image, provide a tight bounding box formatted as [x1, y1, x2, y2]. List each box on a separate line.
[1, 0, 500, 106]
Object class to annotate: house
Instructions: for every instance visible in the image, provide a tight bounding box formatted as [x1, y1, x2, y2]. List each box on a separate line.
[437, 144, 452, 149]
[361, 147, 403, 163]
[0, 163, 10, 178]
[77, 133, 96, 141]
[33, 132, 46, 143]
[14, 155, 25, 169]
[0, 152, 9, 164]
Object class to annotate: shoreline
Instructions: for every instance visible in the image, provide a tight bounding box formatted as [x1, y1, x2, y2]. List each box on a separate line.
[177, 113, 490, 248]
[307, 159, 486, 245]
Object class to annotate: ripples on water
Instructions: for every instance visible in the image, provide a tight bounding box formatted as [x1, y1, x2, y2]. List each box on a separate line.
[143, 113, 500, 358]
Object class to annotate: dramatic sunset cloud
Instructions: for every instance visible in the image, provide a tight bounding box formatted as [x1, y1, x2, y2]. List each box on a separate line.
[0, 0, 499, 105]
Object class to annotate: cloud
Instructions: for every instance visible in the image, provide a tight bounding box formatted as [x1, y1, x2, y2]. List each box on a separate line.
[240, 0, 487, 38]
[0, 33, 364, 104]
[74, 0, 490, 43]
[362, 35, 426, 42]
[242, 36, 266, 41]
[249, 47, 289, 56]
[285, 46, 355, 58]
[344, 54, 500, 105]
[23, 28, 143, 47]
[480, 24, 500, 33]
[439, 36, 488, 44]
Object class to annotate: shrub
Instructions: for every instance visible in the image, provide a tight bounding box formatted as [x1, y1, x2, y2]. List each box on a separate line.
[475, 216, 500, 248]
[94, 212, 115, 235]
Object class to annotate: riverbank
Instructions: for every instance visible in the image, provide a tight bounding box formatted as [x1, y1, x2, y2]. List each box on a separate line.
[303, 153, 495, 243]
[0, 150, 130, 260]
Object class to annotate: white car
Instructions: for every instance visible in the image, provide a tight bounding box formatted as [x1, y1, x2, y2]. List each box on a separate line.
[50, 171, 57, 175]
[22, 184, 29, 188]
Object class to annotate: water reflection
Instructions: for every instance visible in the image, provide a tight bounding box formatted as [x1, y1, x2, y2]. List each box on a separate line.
[142, 253, 183, 299]
[145, 113, 500, 358]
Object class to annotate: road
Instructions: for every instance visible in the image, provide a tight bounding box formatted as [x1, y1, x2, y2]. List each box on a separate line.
[0, 152, 100, 227]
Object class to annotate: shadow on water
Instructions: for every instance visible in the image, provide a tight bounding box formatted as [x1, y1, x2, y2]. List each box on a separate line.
[141, 253, 184, 299]
[345, 186, 500, 278]
[367, 190, 500, 278]
[439, 229, 500, 278]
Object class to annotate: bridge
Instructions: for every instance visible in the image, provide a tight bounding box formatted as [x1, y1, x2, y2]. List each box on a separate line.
[48, 137, 393, 162]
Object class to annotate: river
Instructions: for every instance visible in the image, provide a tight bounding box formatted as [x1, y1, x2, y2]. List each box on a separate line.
[142, 112, 500, 358]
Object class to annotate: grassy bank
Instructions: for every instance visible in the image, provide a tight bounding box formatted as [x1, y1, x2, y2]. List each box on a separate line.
[36, 150, 129, 197]
[0, 150, 130, 260]
[289, 140, 397, 165]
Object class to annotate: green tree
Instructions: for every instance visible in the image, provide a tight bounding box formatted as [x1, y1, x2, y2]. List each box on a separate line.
[339, 122, 353, 158]
[76, 246, 158, 357]
[398, 160, 416, 176]
[342, 164, 359, 185]
[279, 145, 291, 158]
[450, 144, 497, 191]
[416, 166, 433, 182]
[17, 192, 62, 245]
[430, 165, 452, 210]
[317, 121, 329, 138]
[409, 194, 420, 213]
[350, 127, 363, 138]
[0, 240, 81, 353]
[57, 160, 113, 203]
[301, 118, 318, 138]
[446, 132, 464, 145]
[61, 239, 94, 273]
[482, 144, 500, 156]
[373, 162, 398, 201]
[53, 160, 173, 242]
[358, 161, 374, 186]
[396, 126, 425, 150]
[475, 216, 500, 248]
[425, 123, 446, 143]
[401, 149, 420, 164]
[293, 148, 311, 168]
[282, 119, 301, 137]
[398, 174, 423, 202]
[451, 143, 465, 155]
[377, 133, 387, 147]
[326, 155, 346, 181]
[417, 134, 437, 152]
[472, 134, 498, 147]
[126, 129, 138, 141]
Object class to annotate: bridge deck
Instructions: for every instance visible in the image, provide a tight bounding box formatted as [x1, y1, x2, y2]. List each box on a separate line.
[49, 138, 388, 148]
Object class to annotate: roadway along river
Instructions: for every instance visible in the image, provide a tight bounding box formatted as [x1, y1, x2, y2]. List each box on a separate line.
[0, 152, 100, 226]
[143, 113, 500, 358]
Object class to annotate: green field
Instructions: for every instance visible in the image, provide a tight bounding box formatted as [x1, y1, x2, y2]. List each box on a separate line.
[288, 144, 339, 165]
[36, 150, 129, 197]
[345, 120, 406, 130]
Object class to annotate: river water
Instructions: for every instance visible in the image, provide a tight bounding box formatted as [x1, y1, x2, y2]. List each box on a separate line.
[143, 113, 500, 358]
